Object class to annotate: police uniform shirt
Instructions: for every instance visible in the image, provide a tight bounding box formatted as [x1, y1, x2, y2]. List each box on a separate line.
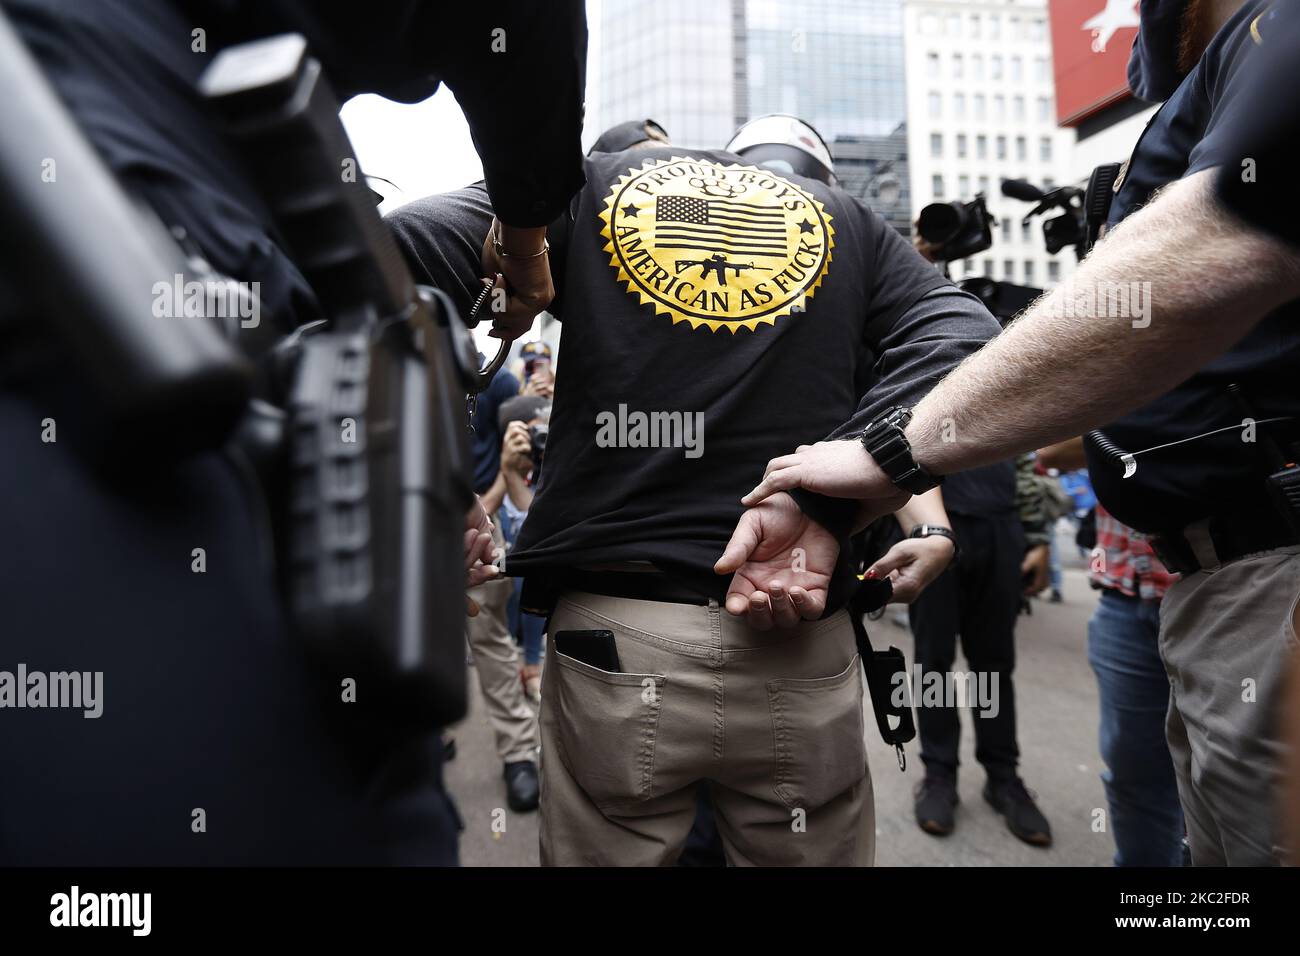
[1213, 1, 1300, 246]
[391, 147, 1001, 598]
[1087, 0, 1300, 534]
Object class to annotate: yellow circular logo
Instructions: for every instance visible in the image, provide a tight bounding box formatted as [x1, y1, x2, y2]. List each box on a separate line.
[598, 156, 835, 333]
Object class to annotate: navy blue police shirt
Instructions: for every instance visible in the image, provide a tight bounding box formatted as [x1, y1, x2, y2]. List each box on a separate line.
[1086, 0, 1300, 534]
[390, 148, 1001, 600]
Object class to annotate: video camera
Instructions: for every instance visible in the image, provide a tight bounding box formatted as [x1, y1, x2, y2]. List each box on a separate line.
[915, 195, 995, 263]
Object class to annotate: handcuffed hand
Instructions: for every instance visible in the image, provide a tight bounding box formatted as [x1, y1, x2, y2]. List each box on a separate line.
[480, 218, 554, 342]
[866, 535, 955, 604]
[464, 497, 501, 616]
[742, 439, 911, 531]
[714, 491, 839, 630]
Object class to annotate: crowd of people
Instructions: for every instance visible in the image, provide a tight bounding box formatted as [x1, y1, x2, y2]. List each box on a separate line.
[2, 0, 1298, 870]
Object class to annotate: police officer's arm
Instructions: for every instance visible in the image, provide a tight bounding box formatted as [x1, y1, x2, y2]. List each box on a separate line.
[744, 170, 1300, 511]
[431, 2, 586, 230]
[755, 207, 1002, 532]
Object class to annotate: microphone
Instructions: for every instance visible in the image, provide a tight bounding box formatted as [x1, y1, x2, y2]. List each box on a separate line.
[1001, 178, 1044, 202]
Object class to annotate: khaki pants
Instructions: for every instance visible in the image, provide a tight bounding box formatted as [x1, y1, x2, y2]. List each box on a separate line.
[539, 591, 874, 866]
[1159, 540, 1300, 865]
[465, 520, 539, 765]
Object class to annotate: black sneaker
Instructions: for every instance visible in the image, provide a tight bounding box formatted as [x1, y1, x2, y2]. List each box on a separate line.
[914, 776, 959, 836]
[504, 760, 540, 812]
[984, 777, 1052, 846]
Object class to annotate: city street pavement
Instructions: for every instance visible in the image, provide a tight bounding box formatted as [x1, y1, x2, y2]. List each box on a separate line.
[449, 540, 1112, 867]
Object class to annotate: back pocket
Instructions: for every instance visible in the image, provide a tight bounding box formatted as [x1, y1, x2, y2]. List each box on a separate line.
[767, 655, 867, 811]
[552, 651, 666, 811]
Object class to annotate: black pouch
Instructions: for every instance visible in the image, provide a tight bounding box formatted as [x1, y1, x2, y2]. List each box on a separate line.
[848, 579, 917, 771]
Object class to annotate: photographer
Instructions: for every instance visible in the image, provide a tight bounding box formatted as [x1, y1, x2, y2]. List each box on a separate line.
[494, 396, 552, 703]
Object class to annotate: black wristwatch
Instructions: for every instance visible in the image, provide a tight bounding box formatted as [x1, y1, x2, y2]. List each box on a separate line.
[908, 523, 959, 561]
[859, 407, 942, 495]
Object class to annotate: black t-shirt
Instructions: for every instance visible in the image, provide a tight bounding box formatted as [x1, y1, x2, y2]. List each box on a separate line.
[1213, 1, 1300, 245]
[391, 148, 1001, 595]
[1087, 0, 1300, 534]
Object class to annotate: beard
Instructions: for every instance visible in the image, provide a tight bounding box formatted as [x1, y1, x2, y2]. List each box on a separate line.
[1178, 0, 1219, 72]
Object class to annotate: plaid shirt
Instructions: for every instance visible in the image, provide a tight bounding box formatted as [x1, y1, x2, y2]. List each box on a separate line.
[1090, 504, 1178, 600]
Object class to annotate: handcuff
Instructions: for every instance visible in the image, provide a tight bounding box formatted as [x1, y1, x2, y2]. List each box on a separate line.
[464, 278, 511, 433]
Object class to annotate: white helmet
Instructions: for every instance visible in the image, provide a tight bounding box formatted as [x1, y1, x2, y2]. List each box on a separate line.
[725, 114, 836, 185]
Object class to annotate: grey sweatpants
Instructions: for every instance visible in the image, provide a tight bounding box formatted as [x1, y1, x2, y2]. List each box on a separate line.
[1159, 539, 1300, 865]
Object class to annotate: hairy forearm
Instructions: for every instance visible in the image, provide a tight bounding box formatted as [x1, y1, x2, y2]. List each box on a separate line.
[906, 170, 1300, 474]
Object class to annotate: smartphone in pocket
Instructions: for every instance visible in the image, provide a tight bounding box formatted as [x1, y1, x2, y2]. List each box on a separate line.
[554, 629, 621, 673]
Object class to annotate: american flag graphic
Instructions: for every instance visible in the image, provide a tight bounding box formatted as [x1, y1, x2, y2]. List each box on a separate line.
[654, 196, 788, 258]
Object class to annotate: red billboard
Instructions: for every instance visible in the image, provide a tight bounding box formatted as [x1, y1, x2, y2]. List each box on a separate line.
[1049, 0, 1140, 126]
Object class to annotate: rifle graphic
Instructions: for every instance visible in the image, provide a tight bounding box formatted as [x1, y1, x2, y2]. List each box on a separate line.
[674, 254, 772, 287]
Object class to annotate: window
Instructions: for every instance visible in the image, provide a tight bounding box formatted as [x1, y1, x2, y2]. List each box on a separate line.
[1000, 218, 1012, 242]
[1010, 16, 1021, 40]
[978, 175, 990, 194]
[988, 15, 1001, 40]
[1024, 261, 1036, 284]
[1010, 56, 1023, 82]
[983, 258, 995, 276]
[976, 134, 988, 159]
[1034, 57, 1049, 83]
[993, 95, 1006, 121]
[930, 132, 943, 158]
[1013, 96, 1026, 121]
[1044, 177, 1056, 189]
[958, 174, 970, 196]
[974, 94, 986, 120]
[946, 14, 961, 37]
[926, 52, 940, 78]
[1038, 96, 1052, 122]
[1029, 19, 1046, 41]
[1003, 259, 1016, 281]
[1021, 220, 1031, 242]
[972, 54, 984, 81]
[920, 14, 939, 35]
[928, 92, 942, 118]
[956, 133, 968, 158]
[1015, 135, 1027, 161]
[953, 93, 966, 118]
[970, 14, 981, 38]
[1047, 261, 1061, 283]
[991, 55, 1003, 80]
[952, 53, 964, 80]
[996, 135, 1007, 160]
[932, 174, 945, 199]
[1040, 136, 1053, 161]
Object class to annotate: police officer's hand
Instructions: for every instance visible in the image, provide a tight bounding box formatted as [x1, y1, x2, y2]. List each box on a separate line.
[714, 492, 839, 630]
[500, 421, 532, 475]
[866, 535, 955, 604]
[742, 440, 910, 531]
[1021, 543, 1051, 597]
[481, 218, 555, 342]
